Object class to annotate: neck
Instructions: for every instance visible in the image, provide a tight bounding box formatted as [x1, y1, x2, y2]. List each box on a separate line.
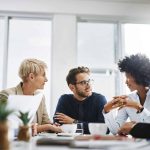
[73, 94, 87, 101]
[137, 87, 149, 105]
[22, 82, 35, 95]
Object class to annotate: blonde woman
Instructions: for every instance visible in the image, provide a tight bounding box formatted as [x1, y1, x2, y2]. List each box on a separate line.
[0, 58, 61, 134]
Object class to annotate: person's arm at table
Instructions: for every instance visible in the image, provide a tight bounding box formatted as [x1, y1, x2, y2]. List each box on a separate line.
[118, 122, 150, 138]
[130, 123, 150, 138]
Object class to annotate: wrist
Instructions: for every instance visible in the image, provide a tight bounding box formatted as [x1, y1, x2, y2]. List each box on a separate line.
[136, 105, 144, 113]
[73, 119, 78, 124]
[131, 122, 136, 128]
[104, 105, 111, 113]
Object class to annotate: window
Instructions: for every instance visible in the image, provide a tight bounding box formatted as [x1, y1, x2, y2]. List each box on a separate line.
[123, 23, 150, 93]
[0, 18, 5, 90]
[124, 23, 150, 57]
[78, 22, 116, 68]
[7, 18, 52, 114]
[77, 22, 117, 100]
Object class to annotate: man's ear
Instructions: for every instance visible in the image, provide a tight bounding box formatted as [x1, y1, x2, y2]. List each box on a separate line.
[68, 84, 75, 91]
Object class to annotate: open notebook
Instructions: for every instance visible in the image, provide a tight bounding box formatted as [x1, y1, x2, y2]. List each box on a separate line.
[6, 93, 43, 129]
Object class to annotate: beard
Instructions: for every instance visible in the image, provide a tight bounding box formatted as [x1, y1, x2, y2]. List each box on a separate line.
[75, 87, 92, 98]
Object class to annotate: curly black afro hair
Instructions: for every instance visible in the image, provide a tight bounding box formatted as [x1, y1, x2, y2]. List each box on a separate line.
[118, 53, 150, 87]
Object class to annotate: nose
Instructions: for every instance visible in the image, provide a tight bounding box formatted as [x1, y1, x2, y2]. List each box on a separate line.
[86, 79, 94, 87]
[125, 78, 128, 85]
[45, 76, 48, 82]
[86, 81, 93, 88]
[87, 81, 91, 86]
[85, 82, 90, 87]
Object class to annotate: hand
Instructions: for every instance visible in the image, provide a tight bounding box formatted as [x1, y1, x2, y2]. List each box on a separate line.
[118, 122, 136, 136]
[104, 96, 126, 113]
[104, 95, 142, 113]
[52, 124, 62, 133]
[116, 96, 143, 111]
[36, 123, 62, 133]
[54, 112, 74, 124]
[121, 97, 142, 110]
[54, 122, 61, 126]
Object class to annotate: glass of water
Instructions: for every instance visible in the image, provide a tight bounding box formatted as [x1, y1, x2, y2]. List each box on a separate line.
[76, 123, 84, 134]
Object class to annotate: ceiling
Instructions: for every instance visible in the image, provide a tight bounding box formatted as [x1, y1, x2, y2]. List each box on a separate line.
[84, 0, 150, 3]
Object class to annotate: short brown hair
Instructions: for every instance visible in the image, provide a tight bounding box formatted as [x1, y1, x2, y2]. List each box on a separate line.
[66, 66, 90, 85]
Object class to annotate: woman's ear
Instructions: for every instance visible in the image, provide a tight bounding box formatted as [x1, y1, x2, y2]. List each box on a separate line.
[28, 73, 35, 81]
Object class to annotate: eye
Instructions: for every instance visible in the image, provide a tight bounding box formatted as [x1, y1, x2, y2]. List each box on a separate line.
[80, 81, 87, 85]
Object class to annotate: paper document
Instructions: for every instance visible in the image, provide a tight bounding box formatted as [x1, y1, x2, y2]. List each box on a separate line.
[7, 93, 43, 128]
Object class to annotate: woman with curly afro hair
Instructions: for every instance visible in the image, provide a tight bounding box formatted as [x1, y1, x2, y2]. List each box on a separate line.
[103, 53, 150, 135]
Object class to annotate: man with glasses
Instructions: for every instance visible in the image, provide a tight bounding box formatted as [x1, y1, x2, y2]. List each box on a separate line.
[53, 66, 107, 134]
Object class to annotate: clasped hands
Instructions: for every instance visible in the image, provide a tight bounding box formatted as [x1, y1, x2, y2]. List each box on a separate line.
[104, 95, 140, 113]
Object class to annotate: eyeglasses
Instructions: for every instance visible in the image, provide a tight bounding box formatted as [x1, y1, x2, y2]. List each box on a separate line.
[75, 79, 94, 86]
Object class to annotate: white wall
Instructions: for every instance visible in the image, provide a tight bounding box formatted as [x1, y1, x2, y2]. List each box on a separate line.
[51, 14, 77, 114]
[1, 0, 150, 116]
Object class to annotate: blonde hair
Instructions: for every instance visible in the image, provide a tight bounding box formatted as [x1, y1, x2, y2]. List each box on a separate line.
[19, 58, 47, 82]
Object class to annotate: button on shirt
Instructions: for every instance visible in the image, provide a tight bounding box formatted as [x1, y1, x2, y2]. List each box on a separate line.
[103, 89, 150, 135]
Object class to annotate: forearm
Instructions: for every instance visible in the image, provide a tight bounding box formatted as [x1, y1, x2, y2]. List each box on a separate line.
[37, 124, 56, 133]
[104, 113, 120, 135]
[104, 103, 113, 113]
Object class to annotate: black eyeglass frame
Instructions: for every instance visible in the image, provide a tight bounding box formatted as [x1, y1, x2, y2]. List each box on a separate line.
[75, 79, 94, 86]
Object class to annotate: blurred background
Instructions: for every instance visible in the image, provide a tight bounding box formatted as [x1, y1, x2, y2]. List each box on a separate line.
[1, 0, 150, 119]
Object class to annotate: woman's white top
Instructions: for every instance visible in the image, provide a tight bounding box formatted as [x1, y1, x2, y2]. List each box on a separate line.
[103, 89, 150, 135]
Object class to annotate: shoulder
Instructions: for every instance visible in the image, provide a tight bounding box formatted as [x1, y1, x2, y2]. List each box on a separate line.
[57, 94, 74, 106]
[0, 87, 16, 95]
[59, 94, 74, 101]
[92, 92, 106, 99]
[127, 91, 138, 101]
[90, 92, 107, 104]
[0, 83, 23, 96]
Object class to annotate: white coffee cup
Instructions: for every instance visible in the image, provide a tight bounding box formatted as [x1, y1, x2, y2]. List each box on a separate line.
[88, 123, 107, 135]
[61, 124, 77, 133]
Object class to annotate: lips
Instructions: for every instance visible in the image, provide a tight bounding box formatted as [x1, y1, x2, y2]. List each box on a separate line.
[127, 84, 130, 88]
[85, 88, 92, 92]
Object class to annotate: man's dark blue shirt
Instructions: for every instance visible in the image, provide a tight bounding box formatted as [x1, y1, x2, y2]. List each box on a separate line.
[54, 92, 107, 134]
